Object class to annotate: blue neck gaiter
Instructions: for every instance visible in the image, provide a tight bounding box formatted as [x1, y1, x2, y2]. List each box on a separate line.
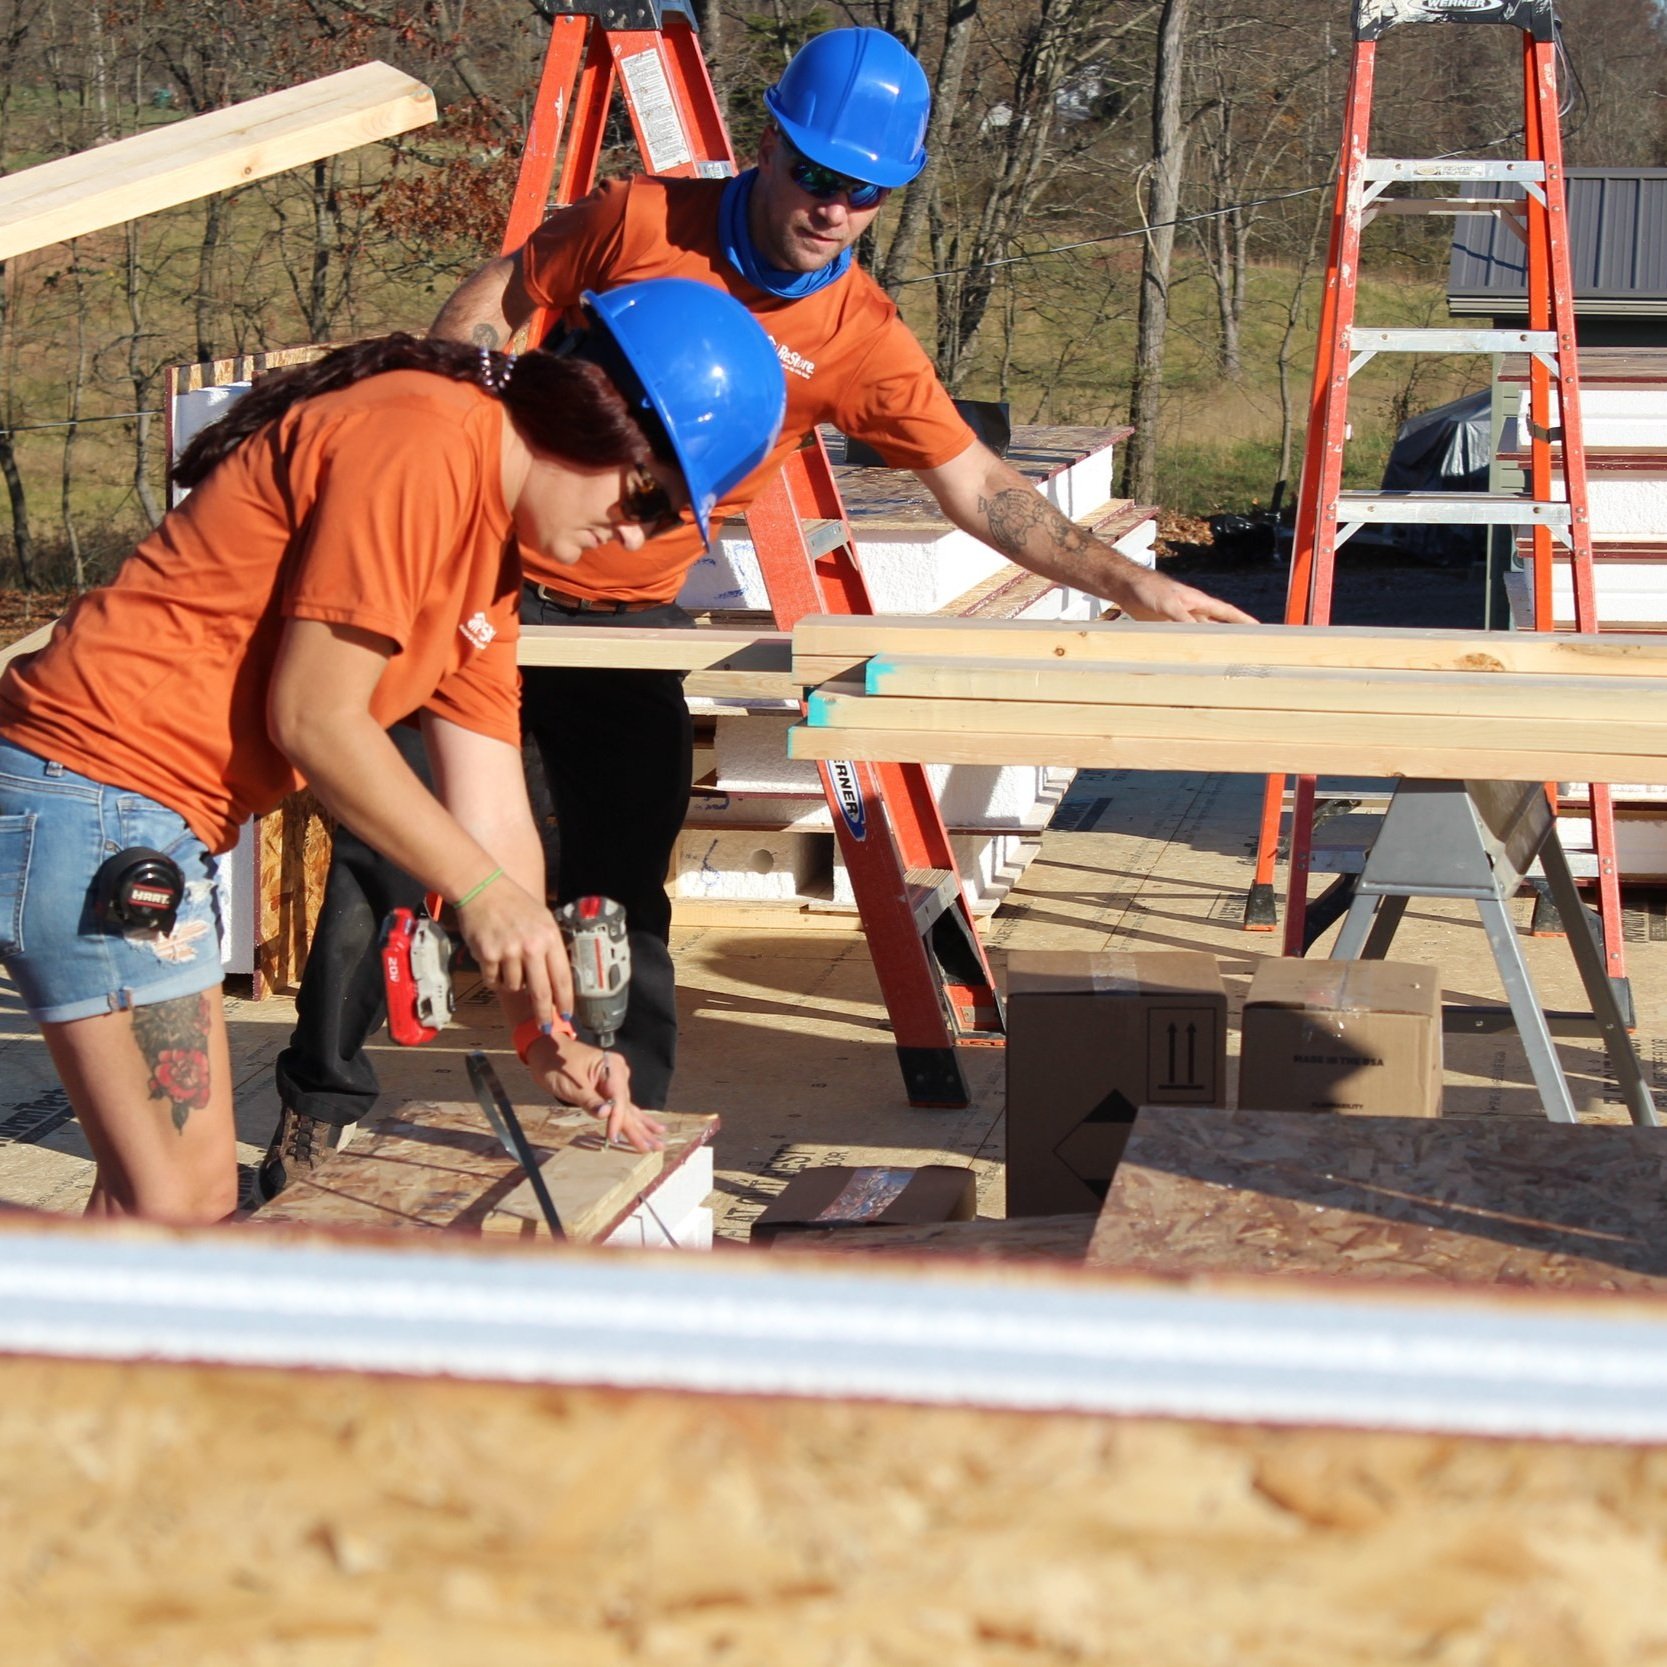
[719, 169, 852, 299]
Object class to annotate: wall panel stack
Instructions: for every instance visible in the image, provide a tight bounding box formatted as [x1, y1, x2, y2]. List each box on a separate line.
[1499, 349, 1667, 879]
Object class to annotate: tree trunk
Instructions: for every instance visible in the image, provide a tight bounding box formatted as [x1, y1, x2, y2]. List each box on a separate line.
[124, 224, 162, 529]
[689, 0, 726, 129]
[62, 240, 87, 588]
[195, 192, 224, 365]
[1121, 0, 1192, 505]
[877, 0, 978, 298]
[1277, 185, 1332, 507]
[309, 158, 334, 341]
[0, 264, 34, 585]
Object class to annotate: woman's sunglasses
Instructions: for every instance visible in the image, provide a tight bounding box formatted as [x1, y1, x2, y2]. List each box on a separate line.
[621, 465, 685, 538]
[777, 131, 891, 210]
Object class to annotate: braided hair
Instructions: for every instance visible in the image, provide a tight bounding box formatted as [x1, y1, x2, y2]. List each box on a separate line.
[171, 333, 664, 491]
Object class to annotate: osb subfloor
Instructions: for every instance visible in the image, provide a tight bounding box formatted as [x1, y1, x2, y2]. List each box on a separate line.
[2, 766, 1664, 1240]
[8, 1358, 1667, 1667]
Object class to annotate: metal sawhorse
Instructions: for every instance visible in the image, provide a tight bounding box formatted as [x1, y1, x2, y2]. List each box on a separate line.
[1326, 778, 1657, 1128]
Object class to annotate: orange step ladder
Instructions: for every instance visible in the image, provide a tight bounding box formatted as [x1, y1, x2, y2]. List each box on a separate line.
[502, 0, 1004, 1105]
[1244, 0, 1625, 1009]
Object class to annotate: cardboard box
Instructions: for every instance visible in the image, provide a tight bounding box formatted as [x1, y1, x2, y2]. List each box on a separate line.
[1005, 950, 1227, 1216]
[750, 1165, 978, 1244]
[1238, 959, 1443, 1117]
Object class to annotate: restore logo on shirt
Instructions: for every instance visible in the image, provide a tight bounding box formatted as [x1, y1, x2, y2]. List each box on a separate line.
[458, 612, 496, 651]
[773, 339, 816, 381]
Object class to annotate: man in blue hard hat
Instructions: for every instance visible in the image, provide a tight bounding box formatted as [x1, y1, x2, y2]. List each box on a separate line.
[260, 27, 1252, 1198]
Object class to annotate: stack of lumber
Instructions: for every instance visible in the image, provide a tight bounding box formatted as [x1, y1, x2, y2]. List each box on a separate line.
[786, 615, 1667, 782]
[667, 428, 1145, 922]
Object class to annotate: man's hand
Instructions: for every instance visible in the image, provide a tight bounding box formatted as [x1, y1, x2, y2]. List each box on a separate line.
[1104, 566, 1257, 624]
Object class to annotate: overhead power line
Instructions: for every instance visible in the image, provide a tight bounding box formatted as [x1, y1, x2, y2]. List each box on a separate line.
[894, 182, 1332, 287]
[2, 411, 156, 434]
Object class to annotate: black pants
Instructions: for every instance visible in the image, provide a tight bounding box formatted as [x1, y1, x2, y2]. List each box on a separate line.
[272, 589, 694, 1123]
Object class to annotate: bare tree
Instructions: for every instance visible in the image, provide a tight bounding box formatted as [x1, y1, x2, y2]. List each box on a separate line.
[1120, 0, 1190, 503]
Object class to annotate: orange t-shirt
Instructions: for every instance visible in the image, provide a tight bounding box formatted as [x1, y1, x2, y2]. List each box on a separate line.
[519, 174, 975, 601]
[0, 372, 522, 853]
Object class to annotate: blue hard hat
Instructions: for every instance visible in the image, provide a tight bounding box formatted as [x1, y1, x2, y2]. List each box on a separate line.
[582, 279, 786, 545]
[764, 27, 930, 189]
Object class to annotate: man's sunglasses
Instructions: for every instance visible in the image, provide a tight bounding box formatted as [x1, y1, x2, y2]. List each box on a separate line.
[621, 465, 685, 537]
[777, 131, 891, 210]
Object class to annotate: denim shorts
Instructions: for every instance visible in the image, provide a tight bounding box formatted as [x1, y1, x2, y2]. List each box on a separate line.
[0, 739, 224, 1022]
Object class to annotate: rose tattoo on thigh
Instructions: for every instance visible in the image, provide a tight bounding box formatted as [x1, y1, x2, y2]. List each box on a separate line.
[133, 992, 214, 1133]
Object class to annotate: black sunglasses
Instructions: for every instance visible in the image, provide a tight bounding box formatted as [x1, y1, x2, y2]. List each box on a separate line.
[621, 466, 685, 537]
[777, 131, 890, 210]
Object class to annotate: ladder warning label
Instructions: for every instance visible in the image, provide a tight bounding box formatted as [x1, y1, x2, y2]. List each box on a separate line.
[620, 49, 692, 174]
[825, 760, 867, 841]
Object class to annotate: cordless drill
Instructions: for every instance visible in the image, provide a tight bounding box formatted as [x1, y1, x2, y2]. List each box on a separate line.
[380, 894, 630, 1048]
[556, 896, 631, 1050]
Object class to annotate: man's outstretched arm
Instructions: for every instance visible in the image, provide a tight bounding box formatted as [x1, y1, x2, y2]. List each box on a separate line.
[429, 252, 538, 347]
[916, 440, 1256, 624]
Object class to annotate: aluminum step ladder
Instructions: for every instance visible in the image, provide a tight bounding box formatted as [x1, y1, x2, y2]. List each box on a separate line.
[1243, 0, 1624, 1015]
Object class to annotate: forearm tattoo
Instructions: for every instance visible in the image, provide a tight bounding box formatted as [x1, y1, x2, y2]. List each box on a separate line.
[977, 488, 1097, 565]
[133, 992, 215, 1133]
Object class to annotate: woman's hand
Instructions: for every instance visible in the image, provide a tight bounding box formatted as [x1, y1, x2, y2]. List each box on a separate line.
[454, 872, 575, 1025]
[525, 1033, 666, 1153]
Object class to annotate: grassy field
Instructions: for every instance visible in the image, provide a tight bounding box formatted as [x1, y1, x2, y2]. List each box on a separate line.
[895, 238, 1487, 517]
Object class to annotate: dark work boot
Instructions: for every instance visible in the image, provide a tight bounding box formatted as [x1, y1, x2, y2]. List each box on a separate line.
[257, 1106, 358, 1203]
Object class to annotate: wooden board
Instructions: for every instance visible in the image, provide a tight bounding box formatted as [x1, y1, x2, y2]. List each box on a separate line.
[787, 717, 1664, 781]
[792, 613, 1667, 685]
[808, 686, 1667, 756]
[518, 624, 795, 699]
[0, 62, 435, 262]
[864, 653, 1667, 722]
[250, 1096, 718, 1244]
[8, 1352, 1667, 1665]
[1090, 1107, 1667, 1290]
[253, 788, 333, 999]
[0, 621, 52, 676]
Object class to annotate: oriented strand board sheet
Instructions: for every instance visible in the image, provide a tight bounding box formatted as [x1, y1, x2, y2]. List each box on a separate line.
[0, 63, 435, 261]
[250, 1097, 717, 1244]
[4, 1355, 1667, 1665]
[1091, 1107, 1667, 1290]
[253, 788, 332, 998]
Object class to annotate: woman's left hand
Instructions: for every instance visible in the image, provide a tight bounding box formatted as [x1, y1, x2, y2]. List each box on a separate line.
[527, 1034, 666, 1153]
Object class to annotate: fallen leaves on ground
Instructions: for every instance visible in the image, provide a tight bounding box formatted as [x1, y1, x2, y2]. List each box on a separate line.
[0, 590, 76, 651]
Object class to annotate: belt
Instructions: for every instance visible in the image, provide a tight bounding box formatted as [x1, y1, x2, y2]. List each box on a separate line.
[528, 583, 669, 615]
